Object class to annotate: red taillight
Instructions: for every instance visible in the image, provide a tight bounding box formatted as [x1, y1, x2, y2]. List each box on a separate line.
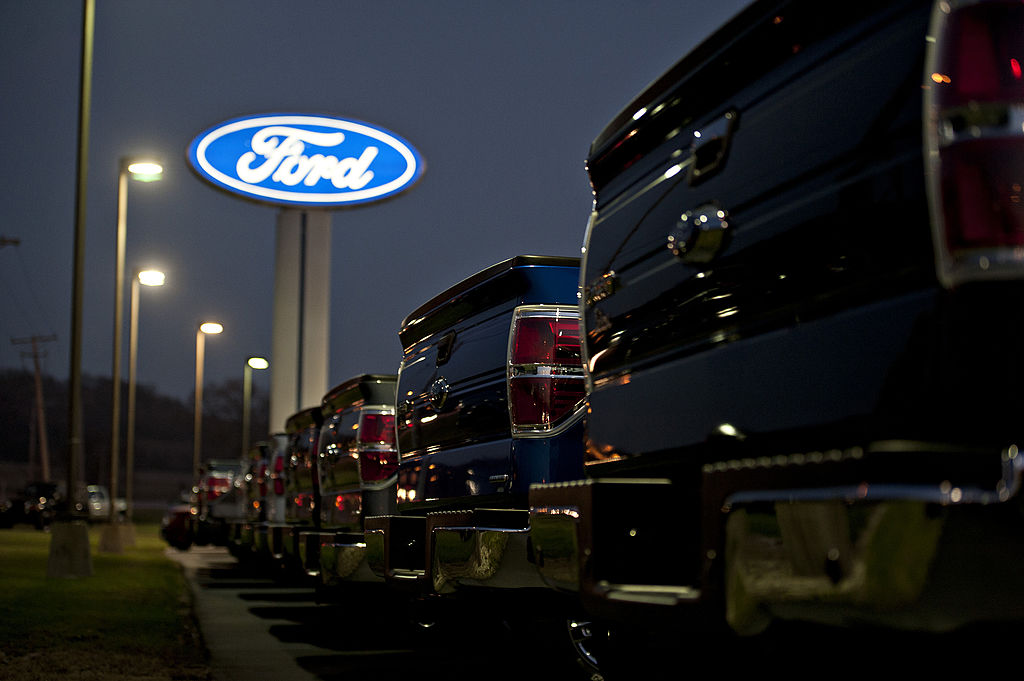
[511, 317, 582, 366]
[928, 0, 1024, 286]
[359, 413, 396, 446]
[509, 376, 586, 426]
[206, 476, 230, 501]
[508, 306, 586, 434]
[273, 456, 284, 495]
[360, 452, 397, 482]
[358, 411, 398, 482]
[933, 3, 1024, 108]
[939, 139, 1024, 250]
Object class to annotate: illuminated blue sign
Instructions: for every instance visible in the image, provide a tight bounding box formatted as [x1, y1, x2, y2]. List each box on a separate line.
[187, 113, 424, 207]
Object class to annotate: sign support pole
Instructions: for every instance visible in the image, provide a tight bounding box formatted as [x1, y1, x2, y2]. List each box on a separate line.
[269, 209, 331, 433]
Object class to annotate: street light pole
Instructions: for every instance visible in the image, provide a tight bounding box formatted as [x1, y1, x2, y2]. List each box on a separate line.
[101, 159, 162, 555]
[242, 357, 269, 459]
[193, 322, 223, 483]
[107, 162, 128, 532]
[48, 0, 95, 580]
[125, 269, 164, 533]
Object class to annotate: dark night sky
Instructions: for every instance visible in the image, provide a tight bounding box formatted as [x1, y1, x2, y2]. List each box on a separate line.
[0, 1, 748, 414]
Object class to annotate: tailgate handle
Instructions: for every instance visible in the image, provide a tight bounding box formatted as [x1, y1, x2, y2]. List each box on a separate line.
[688, 109, 738, 186]
[435, 331, 456, 366]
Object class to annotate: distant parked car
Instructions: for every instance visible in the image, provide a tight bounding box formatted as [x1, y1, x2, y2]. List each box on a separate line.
[0, 495, 14, 529]
[18, 481, 60, 529]
[82, 485, 128, 522]
[85, 485, 108, 521]
[161, 492, 194, 551]
[195, 459, 244, 546]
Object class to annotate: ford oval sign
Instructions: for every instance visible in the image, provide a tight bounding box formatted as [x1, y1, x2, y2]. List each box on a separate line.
[187, 114, 424, 207]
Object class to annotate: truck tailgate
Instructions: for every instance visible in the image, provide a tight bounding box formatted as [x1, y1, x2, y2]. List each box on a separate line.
[582, 0, 935, 460]
[396, 255, 579, 508]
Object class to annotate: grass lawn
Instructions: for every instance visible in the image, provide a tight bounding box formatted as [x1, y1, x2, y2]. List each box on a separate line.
[0, 522, 210, 681]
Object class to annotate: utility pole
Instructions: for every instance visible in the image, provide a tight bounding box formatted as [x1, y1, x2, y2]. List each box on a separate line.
[4, 238, 54, 482]
[12, 335, 57, 482]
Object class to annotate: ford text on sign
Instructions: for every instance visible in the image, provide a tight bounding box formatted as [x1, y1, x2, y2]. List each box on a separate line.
[187, 114, 424, 207]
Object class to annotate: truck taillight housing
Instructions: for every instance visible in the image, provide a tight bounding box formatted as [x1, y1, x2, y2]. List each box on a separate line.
[508, 305, 586, 435]
[358, 410, 398, 483]
[927, 0, 1024, 287]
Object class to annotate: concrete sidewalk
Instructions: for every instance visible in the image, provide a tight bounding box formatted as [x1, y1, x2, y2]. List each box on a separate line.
[165, 544, 601, 681]
[166, 546, 326, 681]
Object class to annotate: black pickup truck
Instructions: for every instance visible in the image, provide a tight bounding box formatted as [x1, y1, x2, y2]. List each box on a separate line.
[529, 0, 1024, 660]
[228, 442, 269, 561]
[363, 255, 590, 665]
[312, 373, 397, 588]
[193, 458, 243, 547]
[278, 408, 322, 578]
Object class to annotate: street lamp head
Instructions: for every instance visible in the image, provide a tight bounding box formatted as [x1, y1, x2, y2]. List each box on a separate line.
[199, 322, 223, 335]
[127, 161, 163, 182]
[137, 270, 165, 287]
[247, 357, 269, 370]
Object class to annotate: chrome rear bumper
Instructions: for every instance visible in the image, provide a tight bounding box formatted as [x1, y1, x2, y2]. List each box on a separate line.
[312, 531, 381, 585]
[429, 509, 547, 593]
[527, 444, 1024, 632]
